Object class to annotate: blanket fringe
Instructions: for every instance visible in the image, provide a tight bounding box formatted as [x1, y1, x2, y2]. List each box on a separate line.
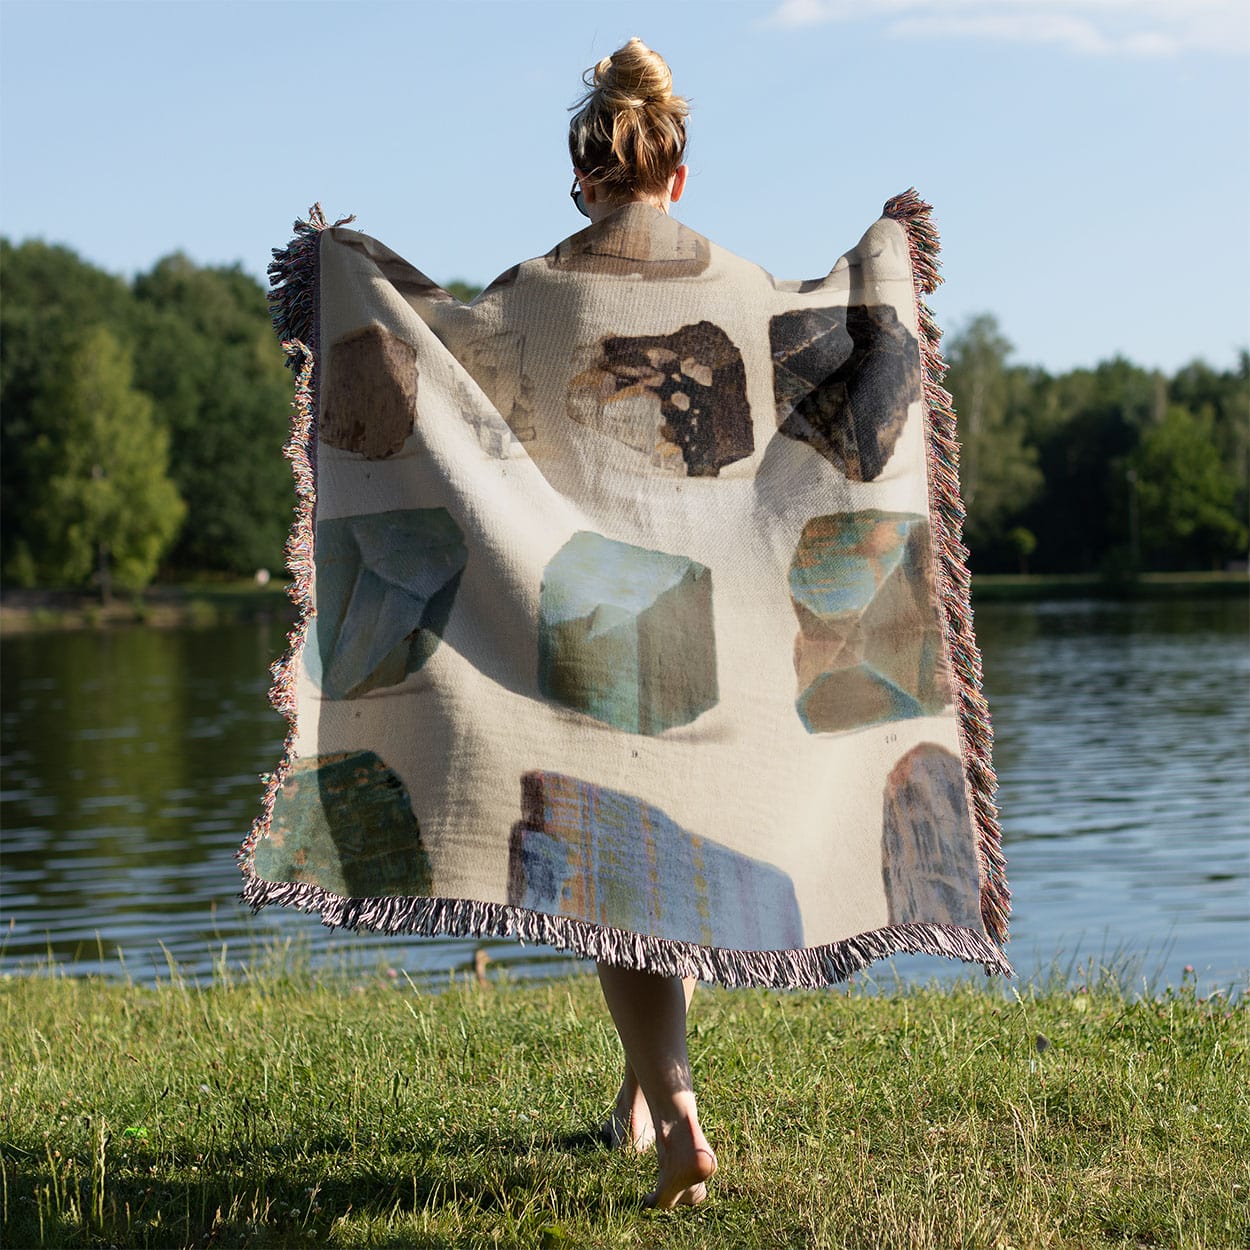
[240, 871, 1013, 988]
[883, 188, 1010, 947]
[265, 203, 355, 364]
[237, 205, 349, 878]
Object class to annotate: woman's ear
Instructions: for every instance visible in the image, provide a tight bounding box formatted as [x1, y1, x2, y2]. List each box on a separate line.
[669, 164, 688, 203]
[575, 168, 598, 206]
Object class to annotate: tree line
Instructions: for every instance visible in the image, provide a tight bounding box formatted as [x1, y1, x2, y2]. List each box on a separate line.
[2, 240, 295, 595]
[945, 315, 1247, 575]
[1, 238, 1246, 594]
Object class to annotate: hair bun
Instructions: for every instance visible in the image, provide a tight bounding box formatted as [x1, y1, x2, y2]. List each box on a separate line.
[569, 38, 689, 196]
[593, 36, 675, 111]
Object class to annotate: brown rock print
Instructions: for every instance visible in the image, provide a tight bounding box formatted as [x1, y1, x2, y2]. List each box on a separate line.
[322, 324, 418, 458]
[568, 321, 753, 476]
[459, 328, 536, 443]
[881, 743, 981, 928]
[770, 304, 922, 481]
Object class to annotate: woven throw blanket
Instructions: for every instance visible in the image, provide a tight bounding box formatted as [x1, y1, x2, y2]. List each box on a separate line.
[238, 191, 1011, 987]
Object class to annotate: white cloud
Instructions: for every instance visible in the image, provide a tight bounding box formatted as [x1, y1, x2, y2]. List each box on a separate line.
[766, 0, 1250, 57]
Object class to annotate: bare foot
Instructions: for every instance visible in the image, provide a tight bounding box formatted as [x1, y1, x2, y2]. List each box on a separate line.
[601, 1078, 655, 1151]
[644, 1116, 717, 1209]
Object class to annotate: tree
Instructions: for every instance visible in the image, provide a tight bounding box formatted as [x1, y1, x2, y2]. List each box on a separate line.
[1129, 405, 1246, 570]
[131, 255, 294, 574]
[4, 229, 1244, 587]
[1169, 353, 1250, 537]
[1020, 357, 1162, 573]
[943, 315, 1043, 565]
[444, 279, 483, 303]
[25, 327, 185, 596]
[1, 239, 139, 581]
[1007, 526, 1037, 575]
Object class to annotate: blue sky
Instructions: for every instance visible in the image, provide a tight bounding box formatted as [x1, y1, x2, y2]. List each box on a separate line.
[2, 0, 1246, 374]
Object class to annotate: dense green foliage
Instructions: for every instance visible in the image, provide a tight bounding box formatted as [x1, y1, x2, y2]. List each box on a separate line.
[1, 241, 293, 590]
[2, 235, 1246, 591]
[129, 256, 295, 576]
[946, 317, 1248, 573]
[1, 963, 1244, 1248]
[19, 326, 185, 594]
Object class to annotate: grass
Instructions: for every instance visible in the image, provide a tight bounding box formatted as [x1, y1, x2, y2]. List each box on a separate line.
[0, 580, 292, 634]
[1, 958, 1246, 1250]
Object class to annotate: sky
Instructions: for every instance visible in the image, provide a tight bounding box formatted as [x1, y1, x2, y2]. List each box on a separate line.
[1, 0, 1247, 375]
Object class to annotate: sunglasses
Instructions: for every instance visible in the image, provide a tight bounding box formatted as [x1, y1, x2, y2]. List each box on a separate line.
[570, 176, 589, 219]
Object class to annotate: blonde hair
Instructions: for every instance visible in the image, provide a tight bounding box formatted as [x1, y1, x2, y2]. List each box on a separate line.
[568, 37, 689, 198]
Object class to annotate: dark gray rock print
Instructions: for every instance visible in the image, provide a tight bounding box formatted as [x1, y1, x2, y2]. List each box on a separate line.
[770, 304, 922, 481]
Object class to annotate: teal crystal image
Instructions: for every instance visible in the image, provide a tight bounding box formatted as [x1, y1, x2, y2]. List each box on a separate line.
[254, 751, 433, 898]
[509, 771, 803, 948]
[311, 508, 467, 700]
[790, 509, 951, 733]
[538, 531, 717, 735]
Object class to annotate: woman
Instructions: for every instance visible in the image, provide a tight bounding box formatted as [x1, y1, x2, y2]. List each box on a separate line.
[567, 37, 717, 1211]
[244, 36, 1009, 1217]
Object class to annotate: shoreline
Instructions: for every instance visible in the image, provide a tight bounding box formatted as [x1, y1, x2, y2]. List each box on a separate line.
[0, 581, 294, 634]
[968, 569, 1248, 602]
[1, 570, 1245, 635]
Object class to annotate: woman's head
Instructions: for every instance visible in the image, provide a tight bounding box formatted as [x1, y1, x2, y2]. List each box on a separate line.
[568, 38, 688, 203]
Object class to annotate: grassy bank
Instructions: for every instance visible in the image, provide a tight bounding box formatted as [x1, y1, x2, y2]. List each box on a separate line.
[0, 581, 293, 634]
[1, 570, 1245, 633]
[2, 965, 1245, 1249]
[969, 570, 1248, 602]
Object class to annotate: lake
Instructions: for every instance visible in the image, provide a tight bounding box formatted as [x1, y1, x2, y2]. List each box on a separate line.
[2, 596, 1246, 994]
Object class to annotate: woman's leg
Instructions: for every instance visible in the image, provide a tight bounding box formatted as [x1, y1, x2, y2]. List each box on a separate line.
[602, 977, 696, 1151]
[596, 964, 717, 1208]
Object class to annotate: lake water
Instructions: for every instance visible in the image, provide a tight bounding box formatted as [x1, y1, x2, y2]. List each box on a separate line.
[2, 597, 1247, 994]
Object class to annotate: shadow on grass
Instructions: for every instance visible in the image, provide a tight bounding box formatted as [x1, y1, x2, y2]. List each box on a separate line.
[3, 1125, 636, 1250]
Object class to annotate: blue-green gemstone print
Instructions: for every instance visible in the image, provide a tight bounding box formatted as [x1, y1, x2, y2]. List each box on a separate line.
[310, 508, 467, 700]
[255, 751, 432, 898]
[790, 509, 951, 733]
[538, 530, 717, 735]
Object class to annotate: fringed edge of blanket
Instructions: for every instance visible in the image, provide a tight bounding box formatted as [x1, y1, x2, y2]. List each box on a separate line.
[264, 203, 355, 363]
[239, 872, 1014, 987]
[236, 205, 353, 889]
[883, 188, 1010, 950]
